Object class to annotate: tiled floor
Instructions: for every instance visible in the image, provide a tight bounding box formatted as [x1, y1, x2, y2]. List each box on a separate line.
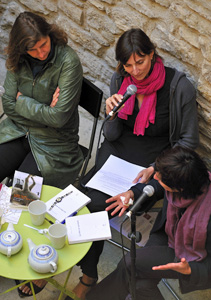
[0, 56, 211, 299]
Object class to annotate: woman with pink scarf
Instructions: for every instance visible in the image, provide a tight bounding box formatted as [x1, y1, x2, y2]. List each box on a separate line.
[65, 29, 199, 300]
[86, 146, 211, 299]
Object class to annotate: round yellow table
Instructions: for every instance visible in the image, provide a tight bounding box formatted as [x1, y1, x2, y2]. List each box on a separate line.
[0, 185, 92, 299]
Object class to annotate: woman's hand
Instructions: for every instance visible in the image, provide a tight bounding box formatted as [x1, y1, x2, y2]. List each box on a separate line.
[152, 258, 191, 275]
[106, 190, 134, 217]
[16, 91, 22, 100]
[105, 94, 124, 118]
[50, 87, 60, 107]
[133, 166, 155, 184]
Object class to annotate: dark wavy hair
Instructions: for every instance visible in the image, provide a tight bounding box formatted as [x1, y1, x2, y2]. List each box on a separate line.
[115, 28, 159, 76]
[5, 11, 68, 72]
[155, 146, 210, 199]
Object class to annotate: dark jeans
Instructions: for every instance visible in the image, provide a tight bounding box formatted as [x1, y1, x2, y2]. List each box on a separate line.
[0, 137, 41, 182]
[86, 231, 180, 300]
[79, 139, 164, 279]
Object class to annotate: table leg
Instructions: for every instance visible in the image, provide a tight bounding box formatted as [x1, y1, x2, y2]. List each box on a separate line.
[0, 279, 37, 299]
[29, 281, 37, 300]
[46, 268, 80, 300]
[0, 269, 80, 299]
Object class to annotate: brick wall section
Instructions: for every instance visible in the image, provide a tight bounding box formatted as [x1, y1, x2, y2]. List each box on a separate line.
[0, 0, 210, 168]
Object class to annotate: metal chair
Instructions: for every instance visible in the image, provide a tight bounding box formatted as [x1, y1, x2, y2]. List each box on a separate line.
[78, 77, 103, 182]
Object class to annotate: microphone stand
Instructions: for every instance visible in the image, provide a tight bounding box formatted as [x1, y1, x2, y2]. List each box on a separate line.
[128, 212, 142, 300]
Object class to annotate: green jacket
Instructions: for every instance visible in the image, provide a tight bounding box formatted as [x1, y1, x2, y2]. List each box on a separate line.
[0, 44, 83, 189]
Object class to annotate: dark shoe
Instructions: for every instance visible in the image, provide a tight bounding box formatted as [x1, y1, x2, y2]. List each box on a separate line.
[64, 277, 97, 300]
[16, 280, 46, 298]
[79, 276, 97, 287]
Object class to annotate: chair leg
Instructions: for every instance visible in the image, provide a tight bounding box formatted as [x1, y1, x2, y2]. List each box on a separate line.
[161, 279, 181, 300]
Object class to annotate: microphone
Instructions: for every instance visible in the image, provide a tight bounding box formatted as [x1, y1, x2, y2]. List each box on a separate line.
[105, 84, 137, 121]
[0, 86, 5, 97]
[124, 185, 155, 221]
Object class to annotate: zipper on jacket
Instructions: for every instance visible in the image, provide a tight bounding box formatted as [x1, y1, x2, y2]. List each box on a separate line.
[25, 131, 29, 138]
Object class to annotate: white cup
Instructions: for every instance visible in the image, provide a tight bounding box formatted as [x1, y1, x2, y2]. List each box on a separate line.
[44, 223, 67, 249]
[28, 200, 47, 226]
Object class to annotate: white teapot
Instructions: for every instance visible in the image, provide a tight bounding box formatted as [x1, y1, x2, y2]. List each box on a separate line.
[0, 223, 23, 257]
[27, 238, 58, 273]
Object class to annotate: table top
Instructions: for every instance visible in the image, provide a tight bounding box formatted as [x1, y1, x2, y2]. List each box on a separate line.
[0, 185, 92, 280]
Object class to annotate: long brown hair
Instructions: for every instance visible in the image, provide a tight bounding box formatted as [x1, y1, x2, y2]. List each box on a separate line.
[5, 11, 68, 72]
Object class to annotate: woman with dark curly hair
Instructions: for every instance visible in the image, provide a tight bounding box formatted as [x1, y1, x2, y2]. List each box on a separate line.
[87, 146, 211, 300]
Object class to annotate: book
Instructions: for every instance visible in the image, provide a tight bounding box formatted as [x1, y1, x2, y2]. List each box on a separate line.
[66, 211, 112, 244]
[10, 171, 43, 210]
[46, 184, 91, 223]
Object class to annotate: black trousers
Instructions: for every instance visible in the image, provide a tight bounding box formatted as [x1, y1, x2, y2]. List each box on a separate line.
[0, 137, 41, 182]
[86, 231, 181, 300]
[79, 139, 164, 279]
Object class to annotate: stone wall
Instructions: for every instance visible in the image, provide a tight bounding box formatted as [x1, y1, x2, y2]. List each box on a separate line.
[0, 0, 210, 167]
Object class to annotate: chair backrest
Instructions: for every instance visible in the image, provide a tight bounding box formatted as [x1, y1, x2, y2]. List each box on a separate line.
[78, 77, 103, 181]
[79, 77, 103, 118]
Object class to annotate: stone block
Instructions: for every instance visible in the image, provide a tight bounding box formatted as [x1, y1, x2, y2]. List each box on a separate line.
[69, 0, 85, 7]
[184, 0, 211, 21]
[151, 26, 202, 68]
[89, 28, 111, 47]
[170, 2, 211, 35]
[126, 0, 167, 18]
[198, 77, 211, 100]
[58, 0, 83, 25]
[40, 0, 58, 12]
[88, 0, 107, 11]
[86, 7, 120, 35]
[104, 47, 117, 69]
[154, 0, 170, 8]
[178, 26, 200, 49]
[101, 0, 116, 4]
[109, 5, 148, 31]
[199, 36, 211, 61]
[56, 14, 102, 55]
[19, 0, 49, 14]
[202, 60, 211, 83]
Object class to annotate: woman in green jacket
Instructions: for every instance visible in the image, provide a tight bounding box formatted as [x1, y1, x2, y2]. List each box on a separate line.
[0, 11, 83, 189]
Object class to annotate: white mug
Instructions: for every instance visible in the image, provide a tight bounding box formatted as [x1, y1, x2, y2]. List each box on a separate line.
[28, 200, 47, 226]
[44, 223, 67, 249]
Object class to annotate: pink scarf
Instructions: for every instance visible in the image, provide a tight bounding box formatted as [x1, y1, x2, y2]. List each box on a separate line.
[165, 172, 211, 262]
[118, 57, 165, 136]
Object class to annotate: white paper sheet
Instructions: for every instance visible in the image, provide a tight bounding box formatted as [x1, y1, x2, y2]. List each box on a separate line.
[86, 155, 145, 196]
